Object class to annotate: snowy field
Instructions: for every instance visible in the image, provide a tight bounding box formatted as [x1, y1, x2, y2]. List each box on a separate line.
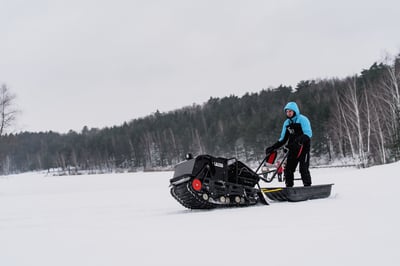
[1, 162, 399, 266]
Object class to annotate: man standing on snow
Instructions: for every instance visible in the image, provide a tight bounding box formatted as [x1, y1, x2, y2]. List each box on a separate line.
[265, 102, 312, 187]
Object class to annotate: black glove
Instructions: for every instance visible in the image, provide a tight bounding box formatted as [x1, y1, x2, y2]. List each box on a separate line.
[295, 134, 310, 145]
[265, 141, 282, 155]
[265, 146, 275, 155]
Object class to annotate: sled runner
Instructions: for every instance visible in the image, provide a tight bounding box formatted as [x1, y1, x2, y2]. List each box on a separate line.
[169, 151, 334, 209]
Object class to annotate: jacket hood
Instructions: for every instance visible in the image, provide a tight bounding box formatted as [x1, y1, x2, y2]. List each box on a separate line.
[284, 102, 300, 116]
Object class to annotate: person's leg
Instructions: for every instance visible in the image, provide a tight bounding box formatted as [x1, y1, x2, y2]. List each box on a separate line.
[299, 144, 312, 186]
[284, 152, 298, 187]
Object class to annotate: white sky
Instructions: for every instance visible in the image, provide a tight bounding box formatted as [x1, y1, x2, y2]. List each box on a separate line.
[1, 0, 400, 133]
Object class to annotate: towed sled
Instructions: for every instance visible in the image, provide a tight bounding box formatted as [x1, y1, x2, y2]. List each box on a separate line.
[260, 184, 333, 202]
[170, 151, 333, 209]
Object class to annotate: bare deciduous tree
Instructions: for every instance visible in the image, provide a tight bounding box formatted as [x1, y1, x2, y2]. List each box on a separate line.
[0, 84, 18, 136]
[333, 77, 369, 167]
[383, 60, 400, 152]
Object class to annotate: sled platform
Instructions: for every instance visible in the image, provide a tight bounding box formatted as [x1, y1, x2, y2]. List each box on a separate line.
[260, 184, 334, 202]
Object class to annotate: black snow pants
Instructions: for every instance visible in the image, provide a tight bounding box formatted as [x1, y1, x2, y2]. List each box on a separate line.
[284, 141, 312, 187]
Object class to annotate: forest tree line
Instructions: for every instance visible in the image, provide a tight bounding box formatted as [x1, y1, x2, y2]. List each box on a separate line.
[1, 55, 399, 175]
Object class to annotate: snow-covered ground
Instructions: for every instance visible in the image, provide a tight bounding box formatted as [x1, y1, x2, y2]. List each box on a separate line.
[1, 163, 399, 266]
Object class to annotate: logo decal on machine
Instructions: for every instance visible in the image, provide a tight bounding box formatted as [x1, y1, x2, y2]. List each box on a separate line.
[213, 162, 224, 168]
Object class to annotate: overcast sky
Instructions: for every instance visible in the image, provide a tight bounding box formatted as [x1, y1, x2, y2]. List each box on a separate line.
[1, 0, 400, 133]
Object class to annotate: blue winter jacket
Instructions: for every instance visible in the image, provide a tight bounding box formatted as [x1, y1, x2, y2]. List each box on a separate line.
[278, 102, 312, 142]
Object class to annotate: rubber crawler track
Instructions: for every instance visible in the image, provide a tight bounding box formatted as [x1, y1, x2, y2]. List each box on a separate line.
[170, 181, 259, 210]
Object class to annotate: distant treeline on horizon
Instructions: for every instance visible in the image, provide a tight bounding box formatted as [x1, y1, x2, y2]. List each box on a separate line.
[1, 55, 400, 174]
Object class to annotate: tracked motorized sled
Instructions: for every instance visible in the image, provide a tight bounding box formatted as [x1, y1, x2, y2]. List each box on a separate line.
[169, 151, 333, 210]
[170, 154, 261, 209]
